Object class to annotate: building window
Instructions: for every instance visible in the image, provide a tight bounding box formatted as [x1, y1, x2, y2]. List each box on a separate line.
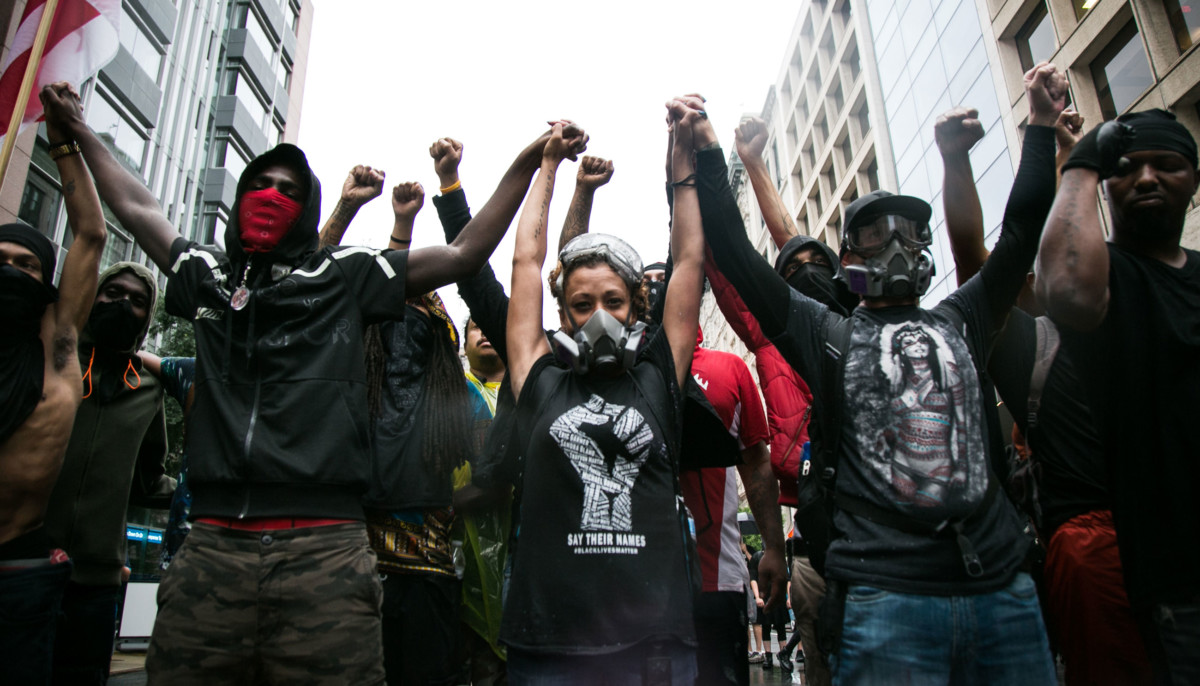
[100, 226, 132, 271]
[119, 8, 163, 81]
[227, 70, 270, 130]
[239, 5, 276, 59]
[18, 171, 61, 238]
[1092, 22, 1154, 118]
[1073, 0, 1099, 20]
[275, 57, 292, 91]
[1016, 3, 1056, 71]
[1164, 0, 1200, 52]
[286, 3, 299, 35]
[86, 92, 148, 176]
[212, 139, 248, 179]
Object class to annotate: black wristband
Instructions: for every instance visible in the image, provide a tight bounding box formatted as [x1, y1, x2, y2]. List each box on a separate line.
[391, 236, 411, 244]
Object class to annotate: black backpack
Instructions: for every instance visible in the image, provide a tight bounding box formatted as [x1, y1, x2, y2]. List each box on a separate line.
[793, 317, 999, 579]
[1004, 316, 1061, 531]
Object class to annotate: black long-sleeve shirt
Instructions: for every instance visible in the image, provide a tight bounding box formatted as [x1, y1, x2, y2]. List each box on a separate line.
[699, 126, 1057, 594]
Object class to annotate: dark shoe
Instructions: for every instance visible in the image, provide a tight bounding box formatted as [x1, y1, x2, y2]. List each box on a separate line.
[796, 650, 806, 664]
[778, 651, 794, 673]
[763, 652, 774, 670]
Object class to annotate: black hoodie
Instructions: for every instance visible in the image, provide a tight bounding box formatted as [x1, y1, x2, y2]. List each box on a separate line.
[165, 144, 411, 520]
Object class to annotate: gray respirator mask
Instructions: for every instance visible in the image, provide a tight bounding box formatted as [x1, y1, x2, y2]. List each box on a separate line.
[552, 309, 647, 376]
[843, 237, 933, 299]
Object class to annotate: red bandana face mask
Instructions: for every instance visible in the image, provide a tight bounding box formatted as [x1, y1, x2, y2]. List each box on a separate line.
[238, 188, 304, 253]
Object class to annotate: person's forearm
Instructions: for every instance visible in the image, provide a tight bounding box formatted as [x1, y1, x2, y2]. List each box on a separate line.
[390, 215, 415, 250]
[506, 160, 558, 399]
[743, 157, 799, 249]
[318, 199, 363, 249]
[696, 148, 792, 337]
[974, 126, 1057, 317]
[559, 184, 595, 252]
[941, 152, 989, 286]
[67, 117, 176, 270]
[1035, 167, 1109, 330]
[408, 133, 546, 292]
[738, 451, 784, 555]
[54, 149, 105, 248]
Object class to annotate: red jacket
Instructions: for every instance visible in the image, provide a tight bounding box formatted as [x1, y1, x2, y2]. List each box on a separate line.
[705, 253, 812, 506]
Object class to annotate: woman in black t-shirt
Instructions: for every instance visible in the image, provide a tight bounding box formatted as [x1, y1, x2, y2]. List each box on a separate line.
[501, 106, 708, 683]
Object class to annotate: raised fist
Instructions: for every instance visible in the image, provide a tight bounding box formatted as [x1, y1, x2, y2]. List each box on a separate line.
[1024, 62, 1069, 127]
[391, 182, 424, 220]
[934, 107, 985, 158]
[1055, 108, 1085, 156]
[429, 137, 463, 186]
[576, 156, 614, 190]
[341, 165, 385, 207]
[735, 117, 770, 164]
[39, 82, 84, 140]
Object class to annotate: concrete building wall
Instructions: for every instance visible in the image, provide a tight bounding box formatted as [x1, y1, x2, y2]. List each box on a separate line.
[978, 0, 1200, 250]
[0, 0, 313, 280]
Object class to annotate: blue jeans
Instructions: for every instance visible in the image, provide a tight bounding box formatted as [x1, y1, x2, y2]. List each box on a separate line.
[508, 640, 697, 685]
[831, 573, 1055, 686]
[0, 560, 71, 686]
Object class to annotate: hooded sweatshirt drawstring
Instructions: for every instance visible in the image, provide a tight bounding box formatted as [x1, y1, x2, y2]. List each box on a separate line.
[123, 358, 141, 390]
[81, 347, 95, 399]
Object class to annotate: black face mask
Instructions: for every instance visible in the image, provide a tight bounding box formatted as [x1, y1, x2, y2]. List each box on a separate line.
[0, 265, 54, 343]
[87, 299, 144, 352]
[786, 263, 858, 316]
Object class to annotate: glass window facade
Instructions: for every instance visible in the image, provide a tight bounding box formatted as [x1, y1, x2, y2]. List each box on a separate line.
[1017, 4, 1056, 71]
[1093, 22, 1154, 118]
[1164, 0, 1200, 52]
[119, 8, 163, 81]
[866, 0, 1016, 305]
[241, 5, 276, 59]
[86, 92, 148, 176]
[18, 171, 61, 238]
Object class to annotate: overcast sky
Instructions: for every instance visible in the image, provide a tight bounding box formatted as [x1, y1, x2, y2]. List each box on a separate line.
[297, 0, 801, 329]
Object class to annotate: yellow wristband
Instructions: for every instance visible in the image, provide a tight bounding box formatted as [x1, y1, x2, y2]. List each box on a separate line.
[439, 180, 461, 194]
[48, 141, 81, 160]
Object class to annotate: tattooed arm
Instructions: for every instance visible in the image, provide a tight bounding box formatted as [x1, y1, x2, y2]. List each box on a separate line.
[318, 165, 385, 248]
[507, 124, 575, 399]
[558, 155, 614, 251]
[735, 117, 799, 248]
[1034, 165, 1109, 330]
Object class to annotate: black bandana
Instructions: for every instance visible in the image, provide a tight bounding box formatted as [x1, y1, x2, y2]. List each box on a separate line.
[0, 224, 58, 445]
[1118, 109, 1199, 168]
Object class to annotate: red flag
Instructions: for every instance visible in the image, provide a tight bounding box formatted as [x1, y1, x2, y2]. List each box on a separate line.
[0, 0, 120, 137]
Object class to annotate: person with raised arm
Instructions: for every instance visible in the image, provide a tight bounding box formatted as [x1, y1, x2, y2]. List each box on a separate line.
[499, 106, 703, 682]
[558, 154, 615, 251]
[937, 91, 1152, 685]
[696, 62, 1065, 681]
[45, 77, 582, 684]
[0, 82, 108, 684]
[1036, 106, 1200, 683]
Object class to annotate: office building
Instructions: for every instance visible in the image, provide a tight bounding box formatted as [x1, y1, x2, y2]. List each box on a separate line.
[0, 0, 314, 278]
[980, 0, 1200, 248]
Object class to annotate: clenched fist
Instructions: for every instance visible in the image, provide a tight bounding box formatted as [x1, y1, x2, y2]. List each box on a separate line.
[576, 156, 614, 190]
[340, 165, 385, 207]
[735, 117, 770, 165]
[429, 138, 463, 188]
[934, 107, 985, 159]
[391, 182, 424, 220]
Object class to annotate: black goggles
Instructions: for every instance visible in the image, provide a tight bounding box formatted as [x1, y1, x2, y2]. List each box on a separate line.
[845, 215, 932, 256]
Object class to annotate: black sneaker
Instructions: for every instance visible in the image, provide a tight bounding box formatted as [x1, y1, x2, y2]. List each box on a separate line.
[763, 652, 774, 670]
[796, 650, 806, 664]
[778, 651, 794, 673]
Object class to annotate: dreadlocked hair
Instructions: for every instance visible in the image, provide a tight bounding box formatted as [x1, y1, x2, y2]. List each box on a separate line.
[418, 316, 473, 479]
[364, 324, 387, 420]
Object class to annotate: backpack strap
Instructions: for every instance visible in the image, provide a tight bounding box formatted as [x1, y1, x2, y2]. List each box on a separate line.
[1027, 317, 1061, 430]
[815, 316, 854, 488]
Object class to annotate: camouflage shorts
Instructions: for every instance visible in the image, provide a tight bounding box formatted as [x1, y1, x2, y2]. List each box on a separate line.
[145, 522, 384, 685]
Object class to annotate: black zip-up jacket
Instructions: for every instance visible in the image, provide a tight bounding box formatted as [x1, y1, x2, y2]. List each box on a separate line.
[165, 144, 409, 520]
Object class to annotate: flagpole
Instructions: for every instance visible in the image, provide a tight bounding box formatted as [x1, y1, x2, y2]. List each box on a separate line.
[0, 0, 62, 193]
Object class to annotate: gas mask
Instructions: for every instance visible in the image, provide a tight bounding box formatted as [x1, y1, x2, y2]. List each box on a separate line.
[843, 236, 934, 299]
[552, 309, 647, 376]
